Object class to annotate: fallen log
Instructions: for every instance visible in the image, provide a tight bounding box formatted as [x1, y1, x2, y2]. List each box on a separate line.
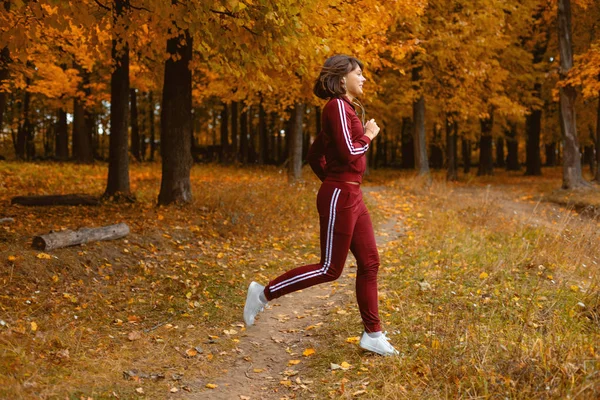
[11, 194, 100, 206]
[32, 223, 130, 251]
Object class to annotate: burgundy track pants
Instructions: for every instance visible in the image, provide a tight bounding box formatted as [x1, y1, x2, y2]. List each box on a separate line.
[264, 180, 381, 333]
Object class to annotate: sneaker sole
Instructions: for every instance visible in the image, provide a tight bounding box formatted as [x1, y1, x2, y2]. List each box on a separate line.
[360, 343, 398, 356]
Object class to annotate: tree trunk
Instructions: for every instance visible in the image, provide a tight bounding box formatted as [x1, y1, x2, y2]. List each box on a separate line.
[158, 26, 193, 205]
[220, 103, 229, 163]
[258, 101, 267, 164]
[240, 106, 249, 164]
[505, 123, 520, 171]
[130, 88, 141, 161]
[545, 142, 557, 166]
[32, 223, 129, 251]
[594, 97, 600, 182]
[105, 0, 131, 197]
[446, 116, 458, 181]
[412, 67, 429, 176]
[149, 91, 156, 161]
[558, 0, 587, 189]
[495, 136, 505, 168]
[16, 88, 33, 160]
[401, 117, 414, 169]
[462, 138, 471, 174]
[525, 85, 543, 175]
[287, 103, 304, 182]
[73, 97, 94, 163]
[478, 115, 494, 176]
[55, 108, 69, 160]
[0, 2, 9, 137]
[231, 101, 239, 163]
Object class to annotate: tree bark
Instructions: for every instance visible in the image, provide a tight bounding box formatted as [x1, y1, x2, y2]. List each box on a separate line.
[11, 194, 100, 206]
[558, 0, 588, 189]
[505, 123, 520, 171]
[130, 88, 141, 161]
[232, 101, 240, 163]
[594, 97, 600, 182]
[525, 85, 543, 175]
[495, 137, 505, 168]
[401, 117, 414, 169]
[220, 103, 229, 163]
[158, 25, 193, 205]
[32, 223, 129, 251]
[55, 108, 69, 160]
[288, 103, 304, 182]
[446, 116, 458, 181]
[258, 100, 267, 164]
[149, 91, 156, 161]
[240, 106, 248, 164]
[545, 142, 557, 166]
[462, 138, 471, 174]
[478, 115, 494, 176]
[412, 67, 429, 176]
[105, 0, 131, 197]
[72, 98, 94, 163]
[0, 2, 9, 138]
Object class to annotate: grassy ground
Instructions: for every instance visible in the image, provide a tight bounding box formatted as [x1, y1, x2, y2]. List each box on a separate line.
[303, 169, 600, 399]
[0, 162, 599, 399]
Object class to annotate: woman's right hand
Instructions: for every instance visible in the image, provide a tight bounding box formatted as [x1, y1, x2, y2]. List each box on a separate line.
[364, 119, 380, 140]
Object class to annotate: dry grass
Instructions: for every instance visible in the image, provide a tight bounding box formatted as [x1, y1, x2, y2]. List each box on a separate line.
[1, 163, 599, 399]
[305, 168, 600, 400]
[0, 161, 320, 399]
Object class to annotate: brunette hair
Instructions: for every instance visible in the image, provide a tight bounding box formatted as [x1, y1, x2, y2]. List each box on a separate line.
[313, 54, 363, 99]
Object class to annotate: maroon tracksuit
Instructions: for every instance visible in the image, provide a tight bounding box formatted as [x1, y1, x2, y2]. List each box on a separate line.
[264, 96, 381, 333]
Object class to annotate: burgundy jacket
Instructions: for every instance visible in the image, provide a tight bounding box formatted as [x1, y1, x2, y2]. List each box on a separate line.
[307, 96, 371, 183]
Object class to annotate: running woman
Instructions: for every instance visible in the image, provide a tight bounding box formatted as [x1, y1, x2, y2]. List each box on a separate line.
[243, 54, 398, 356]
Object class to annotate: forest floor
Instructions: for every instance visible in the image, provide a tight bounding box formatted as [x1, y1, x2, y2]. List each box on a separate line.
[1, 163, 599, 399]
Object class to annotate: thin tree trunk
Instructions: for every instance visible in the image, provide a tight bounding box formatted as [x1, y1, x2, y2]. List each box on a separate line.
[401, 117, 414, 169]
[545, 142, 557, 166]
[16, 88, 32, 160]
[286, 103, 305, 182]
[240, 106, 248, 164]
[462, 138, 471, 174]
[594, 96, 600, 182]
[478, 115, 494, 176]
[55, 108, 69, 160]
[496, 137, 505, 168]
[412, 67, 429, 176]
[231, 101, 239, 163]
[73, 97, 94, 163]
[446, 116, 458, 181]
[505, 123, 520, 171]
[105, 0, 131, 197]
[158, 24, 193, 205]
[525, 86, 543, 175]
[258, 100, 267, 164]
[149, 91, 156, 161]
[130, 88, 141, 161]
[558, 0, 588, 189]
[220, 103, 229, 163]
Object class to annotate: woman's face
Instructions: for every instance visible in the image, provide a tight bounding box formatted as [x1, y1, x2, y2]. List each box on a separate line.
[344, 65, 366, 99]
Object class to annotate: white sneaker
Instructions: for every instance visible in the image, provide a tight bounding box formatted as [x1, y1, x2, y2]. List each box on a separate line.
[359, 331, 399, 356]
[243, 282, 267, 326]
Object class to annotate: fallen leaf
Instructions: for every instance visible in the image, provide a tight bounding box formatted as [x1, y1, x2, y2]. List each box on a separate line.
[36, 253, 52, 259]
[128, 331, 142, 341]
[288, 359, 301, 366]
[7, 255, 16, 262]
[479, 272, 489, 279]
[280, 380, 292, 387]
[170, 387, 179, 393]
[340, 361, 351, 370]
[205, 383, 218, 389]
[186, 348, 198, 357]
[30, 321, 38, 332]
[135, 387, 144, 394]
[346, 336, 360, 344]
[302, 348, 315, 357]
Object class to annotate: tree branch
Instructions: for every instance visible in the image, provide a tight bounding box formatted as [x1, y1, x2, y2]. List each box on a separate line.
[94, 0, 110, 11]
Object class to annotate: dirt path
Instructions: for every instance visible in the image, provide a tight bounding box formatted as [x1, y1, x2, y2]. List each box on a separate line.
[184, 186, 403, 400]
[183, 184, 583, 399]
